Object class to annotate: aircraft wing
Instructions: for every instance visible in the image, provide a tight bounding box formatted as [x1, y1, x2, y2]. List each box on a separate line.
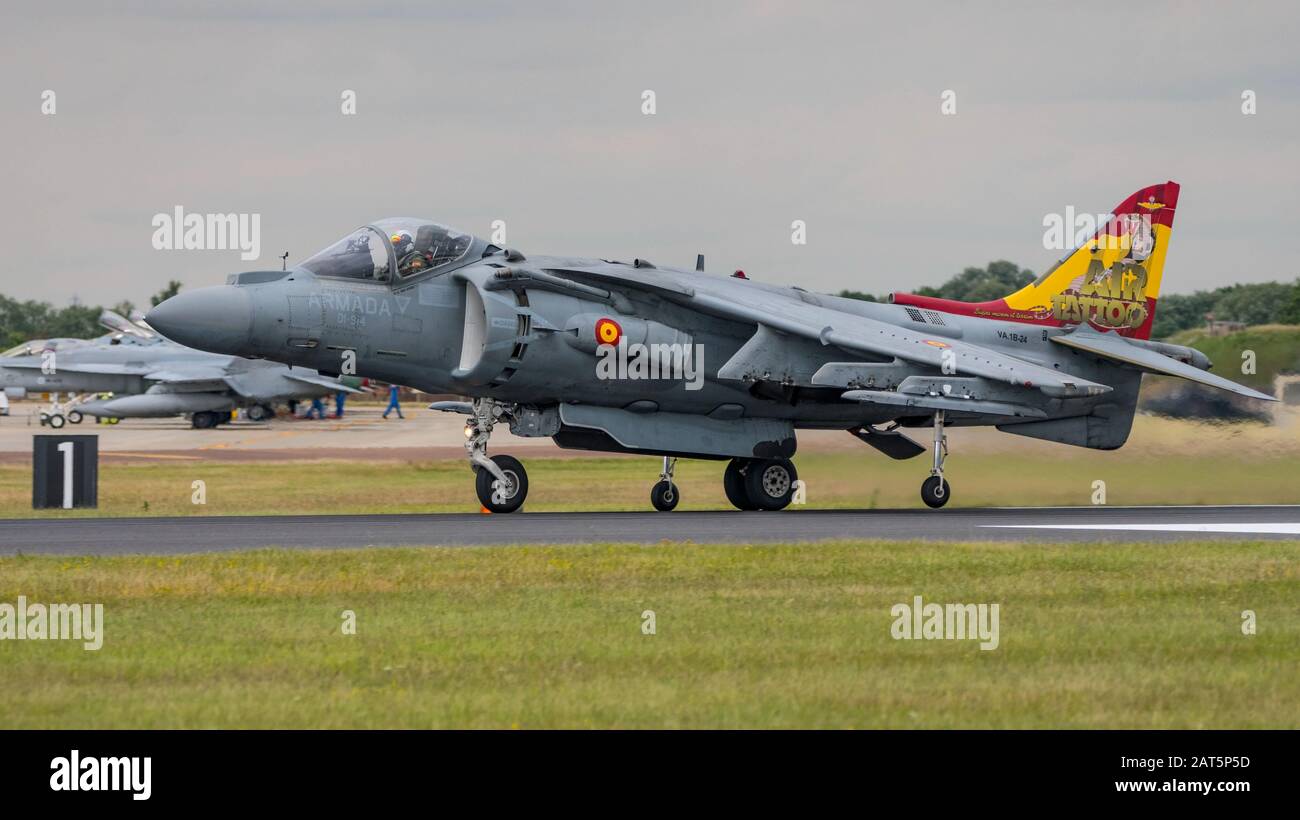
[546, 266, 1109, 398]
[697, 289, 1109, 398]
[281, 372, 364, 394]
[543, 262, 697, 299]
[1051, 325, 1277, 401]
[0, 360, 143, 376]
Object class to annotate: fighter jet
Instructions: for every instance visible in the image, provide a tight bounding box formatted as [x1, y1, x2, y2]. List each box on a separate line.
[1, 311, 361, 428]
[146, 181, 1274, 511]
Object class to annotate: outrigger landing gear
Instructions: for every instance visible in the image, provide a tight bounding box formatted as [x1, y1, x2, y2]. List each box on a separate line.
[465, 399, 529, 513]
[920, 410, 951, 509]
[650, 457, 679, 511]
[722, 456, 798, 511]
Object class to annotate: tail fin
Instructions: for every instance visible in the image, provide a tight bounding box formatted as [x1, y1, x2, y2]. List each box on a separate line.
[893, 181, 1179, 340]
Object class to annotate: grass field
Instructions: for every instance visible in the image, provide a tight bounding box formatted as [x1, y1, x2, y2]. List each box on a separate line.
[2, 438, 1298, 519]
[0, 539, 1295, 728]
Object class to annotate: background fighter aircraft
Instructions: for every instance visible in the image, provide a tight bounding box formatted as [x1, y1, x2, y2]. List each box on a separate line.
[1, 311, 361, 428]
[147, 182, 1275, 511]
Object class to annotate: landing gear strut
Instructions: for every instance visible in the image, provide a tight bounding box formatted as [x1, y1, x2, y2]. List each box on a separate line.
[466, 399, 529, 513]
[723, 456, 798, 511]
[650, 457, 679, 511]
[920, 410, 951, 509]
[38, 393, 87, 429]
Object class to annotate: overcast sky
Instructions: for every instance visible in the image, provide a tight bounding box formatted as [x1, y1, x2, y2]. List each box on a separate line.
[2, 1, 1297, 308]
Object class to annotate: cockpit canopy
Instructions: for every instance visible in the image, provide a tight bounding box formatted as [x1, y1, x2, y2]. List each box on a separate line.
[2, 338, 90, 357]
[300, 219, 477, 282]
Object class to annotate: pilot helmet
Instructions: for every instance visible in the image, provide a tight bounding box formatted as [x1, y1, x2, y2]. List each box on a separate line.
[390, 231, 413, 251]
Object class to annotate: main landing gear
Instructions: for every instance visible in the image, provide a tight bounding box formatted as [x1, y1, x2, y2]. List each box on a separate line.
[920, 410, 951, 509]
[720, 456, 798, 511]
[191, 411, 231, 429]
[465, 399, 529, 513]
[649, 455, 797, 513]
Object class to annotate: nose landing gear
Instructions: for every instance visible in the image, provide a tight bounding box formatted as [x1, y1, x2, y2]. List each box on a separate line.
[920, 411, 951, 508]
[465, 399, 530, 513]
[650, 457, 679, 511]
[38, 393, 88, 429]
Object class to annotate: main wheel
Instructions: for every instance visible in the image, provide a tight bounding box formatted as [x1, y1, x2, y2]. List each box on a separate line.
[48, 413, 66, 429]
[921, 475, 951, 508]
[744, 458, 798, 511]
[723, 459, 757, 511]
[246, 404, 273, 422]
[651, 481, 679, 512]
[192, 412, 217, 429]
[475, 454, 528, 513]
[67, 410, 84, 424]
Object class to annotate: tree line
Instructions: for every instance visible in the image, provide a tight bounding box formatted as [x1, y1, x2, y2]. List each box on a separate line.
[0, 282, 182, 350]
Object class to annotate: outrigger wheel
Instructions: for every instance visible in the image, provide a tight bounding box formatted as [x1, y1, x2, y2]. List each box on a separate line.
[920, 475, 951, 509]
[475, 454, 529, 514]
[920, 410, 951, 509]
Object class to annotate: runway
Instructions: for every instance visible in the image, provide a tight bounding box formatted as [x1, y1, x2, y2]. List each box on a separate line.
[1, 505, 1297, 555]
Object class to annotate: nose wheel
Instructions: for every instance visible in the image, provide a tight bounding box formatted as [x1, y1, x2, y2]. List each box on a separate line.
[650, 457, 679, 511]
[464, 399, 530, 513]
[474, 454, 528, 514]
[920, 411, 951, 508]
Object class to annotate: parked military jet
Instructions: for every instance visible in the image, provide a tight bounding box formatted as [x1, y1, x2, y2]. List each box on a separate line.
[1, 311, 360, 428]
[147, 181, 1274, 510]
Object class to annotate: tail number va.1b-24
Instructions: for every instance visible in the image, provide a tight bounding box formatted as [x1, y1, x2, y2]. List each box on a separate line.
[147, 182, 1274, 512]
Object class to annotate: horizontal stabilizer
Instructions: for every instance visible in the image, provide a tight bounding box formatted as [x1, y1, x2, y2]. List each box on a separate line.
[1051, 326, 1276, 402]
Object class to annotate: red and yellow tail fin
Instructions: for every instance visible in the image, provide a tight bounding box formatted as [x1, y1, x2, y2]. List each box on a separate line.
[894, 181, 1179, 339]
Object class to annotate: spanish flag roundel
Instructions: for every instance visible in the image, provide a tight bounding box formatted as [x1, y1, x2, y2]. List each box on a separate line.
[595, 317, 622, 346]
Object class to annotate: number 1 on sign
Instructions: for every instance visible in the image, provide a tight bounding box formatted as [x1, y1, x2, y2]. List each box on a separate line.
[57, 441, 73, 509]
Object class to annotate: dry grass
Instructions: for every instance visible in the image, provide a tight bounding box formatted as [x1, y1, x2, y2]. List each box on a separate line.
[1, 415, 1297, 517]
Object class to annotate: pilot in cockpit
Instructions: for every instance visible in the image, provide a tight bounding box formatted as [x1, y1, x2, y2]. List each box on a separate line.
[391, 231, 431, 275]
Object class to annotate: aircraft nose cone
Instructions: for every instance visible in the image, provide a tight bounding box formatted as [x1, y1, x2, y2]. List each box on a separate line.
[146, 285, 253, 354]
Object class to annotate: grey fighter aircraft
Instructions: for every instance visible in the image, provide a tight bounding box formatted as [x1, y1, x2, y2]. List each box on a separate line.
[146, 181, 1275, 511]
[1, 311, 361, 428]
